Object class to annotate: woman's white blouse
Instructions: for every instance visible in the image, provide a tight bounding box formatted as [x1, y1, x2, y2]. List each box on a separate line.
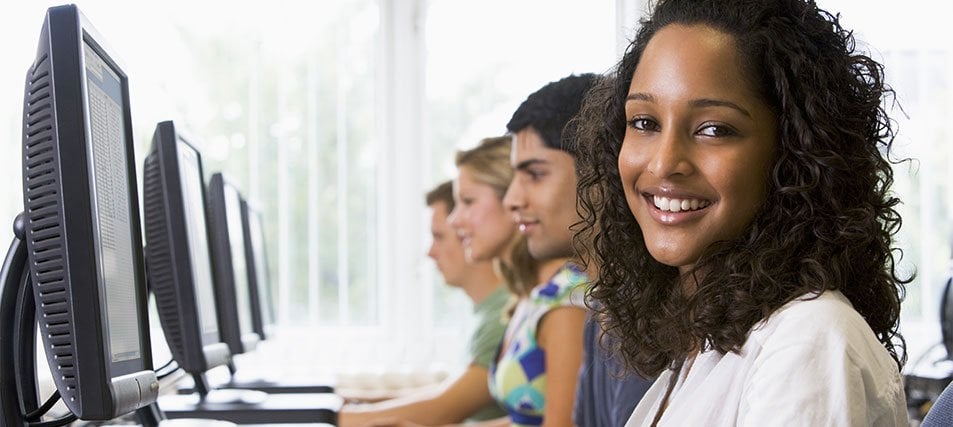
[625, 290, 907, 427]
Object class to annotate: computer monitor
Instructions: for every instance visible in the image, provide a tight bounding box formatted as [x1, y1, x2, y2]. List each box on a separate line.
[241, 199, 276, 340]
[19, 4, 157, 420]
[207, 173, 260, 357]
[941, 272, 953, 359]
[142, 120, 231, 379]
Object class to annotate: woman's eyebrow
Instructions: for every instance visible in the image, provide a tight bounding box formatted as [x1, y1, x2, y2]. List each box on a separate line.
[690, 98, 752, 118]
[625, 92, 654, 103]
[625, 92, 752, 118]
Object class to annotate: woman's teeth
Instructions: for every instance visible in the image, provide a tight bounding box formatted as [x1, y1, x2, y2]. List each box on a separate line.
[653, 195, 711, 213]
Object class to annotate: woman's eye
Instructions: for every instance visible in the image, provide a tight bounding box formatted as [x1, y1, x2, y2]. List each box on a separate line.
[627, 117, 659, 132]
[697, 124, 737, 137]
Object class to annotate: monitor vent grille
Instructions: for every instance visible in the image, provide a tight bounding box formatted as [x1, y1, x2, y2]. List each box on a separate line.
[23, 53, 78, 400]
[142, 153, 187, 364]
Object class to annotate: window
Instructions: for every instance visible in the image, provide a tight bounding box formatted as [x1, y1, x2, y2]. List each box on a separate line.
[816, 0, 953, 363]
[1, 1, 384, 378]
[0, 0, 623, 379]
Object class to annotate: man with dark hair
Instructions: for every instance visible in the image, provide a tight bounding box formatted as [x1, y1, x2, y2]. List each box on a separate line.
[504, 73, 596, 260]
[503, 73, 654, 427]
[340, 180, 508, 425]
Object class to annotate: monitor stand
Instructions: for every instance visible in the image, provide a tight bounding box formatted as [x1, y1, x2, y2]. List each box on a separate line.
[177, 362, 334, 394]
[138, 401, 338, 427]
[1, 214, 40, 425]
[158, 392, 341, 424]
[217, 377, 336, 394]
[158, 420, 238, 427]
[177, 361, 335, 395]
[158, 371, 341, 424]
[137, 402, 237, 427]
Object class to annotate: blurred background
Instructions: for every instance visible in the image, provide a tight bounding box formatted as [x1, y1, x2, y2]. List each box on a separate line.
[0, 0, 950, 385]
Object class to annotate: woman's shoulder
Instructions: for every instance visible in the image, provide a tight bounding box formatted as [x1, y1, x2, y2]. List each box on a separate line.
[748, 290, 897, 372]
[739, 291, 905, 424]
[530, 262, 589, 308]
[751, 291, 866, 343]
[769, 290, 859, 325]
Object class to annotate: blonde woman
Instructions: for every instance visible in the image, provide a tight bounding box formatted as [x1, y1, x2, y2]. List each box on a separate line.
[450, 136, 537, 299]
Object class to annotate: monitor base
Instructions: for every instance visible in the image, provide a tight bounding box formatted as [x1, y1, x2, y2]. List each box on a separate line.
[179, 376, 335, 395]
[159, 418, 238, 427]
[159, 392, 341, 424]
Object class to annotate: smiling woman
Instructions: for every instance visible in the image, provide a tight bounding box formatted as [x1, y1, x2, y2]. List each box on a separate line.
[575, 0, 909, 425]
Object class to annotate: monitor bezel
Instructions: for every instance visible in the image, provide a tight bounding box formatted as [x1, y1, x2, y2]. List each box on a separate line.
[941, 273, 953, 359]
[241, 199, 275, 339]
[22, 4, 154, 419]
[143, 120, 230, 375]
[207, 173, 260, 356]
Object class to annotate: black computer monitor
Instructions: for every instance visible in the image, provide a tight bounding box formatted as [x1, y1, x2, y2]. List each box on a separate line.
[241, 199, 275, 340]
[142, 120, 231, 378]
[20, 4, 157, 420]
[941, 272, 953, 359]
[207, 173, 260, 357]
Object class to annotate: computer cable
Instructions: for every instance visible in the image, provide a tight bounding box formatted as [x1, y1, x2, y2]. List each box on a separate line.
[24, 390, 61, 421]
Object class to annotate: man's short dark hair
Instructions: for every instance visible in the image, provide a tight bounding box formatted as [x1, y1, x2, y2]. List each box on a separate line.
[506, 73, 599, 153]
[425, 180, 454, 211]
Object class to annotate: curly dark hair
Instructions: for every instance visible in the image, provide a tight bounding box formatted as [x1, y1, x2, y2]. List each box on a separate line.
[573, 0, 909, 378]
[507, 73, 599, 154]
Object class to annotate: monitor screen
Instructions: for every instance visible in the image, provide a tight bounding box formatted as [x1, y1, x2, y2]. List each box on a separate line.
[206, 173, 259, 355]
[224, 185, 255, 337]
[83, 40, 142, 365]
[247, 206, 275, 332]
[942, 273, 953, 359]
[177, 139, 219, 340]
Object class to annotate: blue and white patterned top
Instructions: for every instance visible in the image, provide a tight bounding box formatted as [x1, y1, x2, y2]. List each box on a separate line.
[488, 262, 588, 426]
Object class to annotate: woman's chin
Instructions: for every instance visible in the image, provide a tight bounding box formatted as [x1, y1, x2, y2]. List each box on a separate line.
[646, 247, 695, 271]
[466, 249, 492, 264]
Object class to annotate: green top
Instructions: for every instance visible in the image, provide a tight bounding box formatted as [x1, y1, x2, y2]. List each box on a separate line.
[467, 285, 510, 421]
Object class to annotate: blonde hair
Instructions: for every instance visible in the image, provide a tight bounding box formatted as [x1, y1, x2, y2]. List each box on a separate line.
[455, 136, 538, 300]
[455, 136, 514, 199]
